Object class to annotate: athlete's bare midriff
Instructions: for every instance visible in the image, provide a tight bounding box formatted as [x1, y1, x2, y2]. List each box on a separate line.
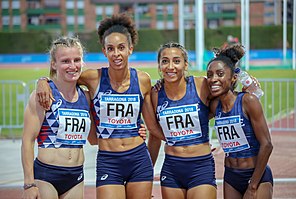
[98, 136, 144, 152]
[165, 142, 212, 157]
[37, 147, 84, 167]
[225, 156, 257, 169]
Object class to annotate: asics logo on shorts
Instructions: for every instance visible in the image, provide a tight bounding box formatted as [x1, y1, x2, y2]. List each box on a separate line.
[101, 174, 109, 180]
[161, 176, 167, 181]
[77, 173, 83, 181]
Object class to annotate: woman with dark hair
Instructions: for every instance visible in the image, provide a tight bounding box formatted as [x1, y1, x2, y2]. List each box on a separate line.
[148, 42, 217, 199]
[207, 44, 273, 199]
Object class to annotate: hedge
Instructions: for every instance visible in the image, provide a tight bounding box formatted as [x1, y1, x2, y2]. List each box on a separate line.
[0, 25, 292, 54]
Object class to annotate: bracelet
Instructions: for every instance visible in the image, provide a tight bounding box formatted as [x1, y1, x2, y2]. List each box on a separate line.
[38, 77, 50, 82]
[23, 183, 37, 190]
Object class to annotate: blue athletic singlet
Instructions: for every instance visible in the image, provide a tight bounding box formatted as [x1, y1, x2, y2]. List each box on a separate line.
[156, 76, 209, 146]
[214, 92, 260, 158]
[91, 67, 143, 139]
[37, 81, 91, 148]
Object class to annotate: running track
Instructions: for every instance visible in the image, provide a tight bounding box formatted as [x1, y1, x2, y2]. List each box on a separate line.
[0, 128, 295, 199]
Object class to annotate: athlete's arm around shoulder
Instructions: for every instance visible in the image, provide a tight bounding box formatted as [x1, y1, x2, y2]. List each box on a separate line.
[193, 76, 211, 106]
[21, 91, 45, 199]
[148, 83, 162, 166]
[242, 93, 273, 190]
[137, 70, 165, 141]
[81, 89, 97, 146]
[242, 93, 272, 148]
[78, 69, 101, 96]
[137, 70, 152, 96]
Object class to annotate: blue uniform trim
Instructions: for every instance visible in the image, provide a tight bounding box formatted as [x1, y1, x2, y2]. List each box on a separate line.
[224, 165, 273, 195]
[34, 158, 84, 196]
[215, 92, 260, 158]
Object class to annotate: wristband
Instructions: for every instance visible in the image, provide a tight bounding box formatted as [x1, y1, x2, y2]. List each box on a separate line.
[23, 183, 37, 190]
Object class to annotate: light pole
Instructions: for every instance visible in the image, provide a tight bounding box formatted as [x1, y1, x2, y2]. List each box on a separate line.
[283, 0, 287, 63]
[178, 0, 185, 46]
[195, 0, 204, 71]
[293, 0, 296, 70]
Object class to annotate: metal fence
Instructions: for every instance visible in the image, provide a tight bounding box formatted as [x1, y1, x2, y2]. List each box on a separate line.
[0, 80, 36, 137]
[0, 79, 295, 138]
[260, 79, 296, 132]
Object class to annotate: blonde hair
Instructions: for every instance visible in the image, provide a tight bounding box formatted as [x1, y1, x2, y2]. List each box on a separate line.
[49, 36, 85, 79]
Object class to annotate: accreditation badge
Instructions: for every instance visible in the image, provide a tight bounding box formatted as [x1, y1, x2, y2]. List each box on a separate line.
[214, 115, 250, 153]
[158, 104, 202, 145]
[99, 94, 140, 129]
[56, 108, 91, 145]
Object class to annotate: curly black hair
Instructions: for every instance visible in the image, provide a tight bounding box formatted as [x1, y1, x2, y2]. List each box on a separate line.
[97, 13, 138, 47]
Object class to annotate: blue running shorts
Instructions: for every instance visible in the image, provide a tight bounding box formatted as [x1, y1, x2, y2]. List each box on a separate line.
[34, 158, 84, 195]
[224, 165, 273, 195]
[96, 142, 153, 187]
[160, 153, 216, 189]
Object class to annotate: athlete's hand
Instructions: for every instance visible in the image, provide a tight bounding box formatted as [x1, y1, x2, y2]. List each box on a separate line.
[152, 79, 163, 92]
[243, 185, 257, 199]
[22, 187, 41, 199]
[36, 78, 55, 110]
[138, 123, 147, 140]
[210, 144, 216, 152]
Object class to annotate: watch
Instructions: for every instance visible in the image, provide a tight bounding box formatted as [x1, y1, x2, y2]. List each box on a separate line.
[23, 183, 37, 190]
[248, 179, 252, 184]
[38, 77, 50, 82]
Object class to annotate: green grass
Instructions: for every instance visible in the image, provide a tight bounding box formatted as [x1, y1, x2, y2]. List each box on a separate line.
[1, 68, 296, 138]
[143, 68, 296, 80]
[0, 68, 49, 81]
[1, 68, 295, 83]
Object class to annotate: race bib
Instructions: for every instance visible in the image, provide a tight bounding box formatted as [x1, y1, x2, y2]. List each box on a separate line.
[214, 115, 250, 153]
[158, 104, 202, 145]
[99, 94, 140, 129]
[56, 108, 91, 145]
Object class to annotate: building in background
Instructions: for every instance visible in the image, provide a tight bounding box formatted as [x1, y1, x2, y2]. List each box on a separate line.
[0, 0, 293, 33]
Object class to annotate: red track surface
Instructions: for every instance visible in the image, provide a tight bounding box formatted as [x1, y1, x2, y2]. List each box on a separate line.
[1, 131, 295, 199]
